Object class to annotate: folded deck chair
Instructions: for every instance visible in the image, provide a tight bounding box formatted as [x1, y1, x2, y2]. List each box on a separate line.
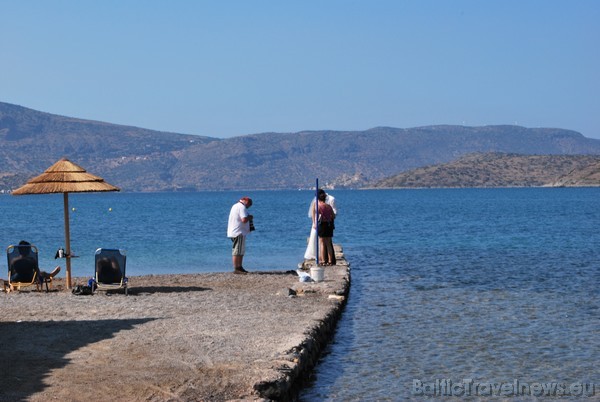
[95, 248, 128, 295]
[7, 243, 41, 291]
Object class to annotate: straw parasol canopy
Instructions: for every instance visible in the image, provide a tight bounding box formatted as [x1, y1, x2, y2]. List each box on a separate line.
[12, 158, 120, 288]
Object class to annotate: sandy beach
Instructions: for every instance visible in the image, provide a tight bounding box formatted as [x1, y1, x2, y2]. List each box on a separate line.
[0, 249, 350, 402]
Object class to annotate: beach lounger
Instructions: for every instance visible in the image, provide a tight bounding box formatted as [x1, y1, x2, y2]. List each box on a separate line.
[95, 248, 128, 295]
[7, 243, 44, 291]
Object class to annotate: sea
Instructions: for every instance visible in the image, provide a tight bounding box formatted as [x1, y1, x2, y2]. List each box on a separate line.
[1, 188, 598, 400]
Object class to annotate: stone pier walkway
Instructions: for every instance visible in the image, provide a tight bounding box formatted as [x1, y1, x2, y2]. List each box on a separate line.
[0, 246, 350, 401]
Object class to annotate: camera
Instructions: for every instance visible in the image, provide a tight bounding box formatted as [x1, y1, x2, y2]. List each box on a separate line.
[249, 217, 256, 231]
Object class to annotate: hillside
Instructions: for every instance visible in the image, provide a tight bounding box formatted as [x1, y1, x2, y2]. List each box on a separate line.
[2, 101, 600, 191]
[371, 153, 600, 188]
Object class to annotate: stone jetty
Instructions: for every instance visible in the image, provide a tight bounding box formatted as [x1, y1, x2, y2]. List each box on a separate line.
[0, 245, 350, 401]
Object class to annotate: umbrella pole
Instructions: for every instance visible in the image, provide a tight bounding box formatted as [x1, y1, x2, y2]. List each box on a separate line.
[63, 193, 72, 289]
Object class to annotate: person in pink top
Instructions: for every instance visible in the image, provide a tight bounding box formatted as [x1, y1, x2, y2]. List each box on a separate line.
[314, 189, 335, 266]
[304, 191, 337, 263]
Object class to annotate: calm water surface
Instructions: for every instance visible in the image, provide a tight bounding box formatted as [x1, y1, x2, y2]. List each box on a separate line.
[301, 188, 599, 401]
[1, 189, 598, 400]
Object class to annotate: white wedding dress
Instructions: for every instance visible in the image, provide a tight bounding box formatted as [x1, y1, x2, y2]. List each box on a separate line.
[303, 194, 336, 260]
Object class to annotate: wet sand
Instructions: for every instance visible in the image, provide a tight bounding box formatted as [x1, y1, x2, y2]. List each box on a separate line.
[0, 247, 349, 401]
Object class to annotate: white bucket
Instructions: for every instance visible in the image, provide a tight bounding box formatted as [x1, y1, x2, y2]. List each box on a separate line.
[310, 267, 324, 282]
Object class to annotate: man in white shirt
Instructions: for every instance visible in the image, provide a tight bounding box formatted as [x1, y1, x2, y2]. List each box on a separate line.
[227, 197, 253, 274]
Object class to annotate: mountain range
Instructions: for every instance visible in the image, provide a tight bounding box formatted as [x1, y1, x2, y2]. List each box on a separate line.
[2, 101, 600, 192]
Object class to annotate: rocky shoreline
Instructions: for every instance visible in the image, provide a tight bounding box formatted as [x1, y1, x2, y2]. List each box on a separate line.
[0, 246, 350, 401]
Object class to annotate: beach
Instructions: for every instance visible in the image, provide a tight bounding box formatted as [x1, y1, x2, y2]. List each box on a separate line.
[0, 248, 349, 401]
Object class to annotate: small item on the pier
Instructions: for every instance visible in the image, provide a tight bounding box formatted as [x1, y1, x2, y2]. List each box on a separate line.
[299, 260, 314, 270]
[55, 247, 65, 259]
[310, 267, 324, 282]
[296, 270, 312, 282]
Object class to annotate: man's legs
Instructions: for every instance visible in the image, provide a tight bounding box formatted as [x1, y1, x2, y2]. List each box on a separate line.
[318, 236, 328, 265]
[325, 238, 335, 265]
[231, 235, 248, 273]
[37, 266, 61, 292]
[232, 255, 244, 269]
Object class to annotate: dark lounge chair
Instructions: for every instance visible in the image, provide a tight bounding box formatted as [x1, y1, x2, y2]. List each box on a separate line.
[7, 242, 52, 291]
[7, 242, 59, 292]
[95, 248, 128, 295]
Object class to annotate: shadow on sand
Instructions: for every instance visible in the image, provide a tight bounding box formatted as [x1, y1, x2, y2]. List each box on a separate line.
[0, 318, 155, 401]
[252, 270, 298, 276]
[126, 285, 212, 295]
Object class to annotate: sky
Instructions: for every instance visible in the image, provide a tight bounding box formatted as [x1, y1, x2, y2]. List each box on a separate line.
[1, 1, 599, 139]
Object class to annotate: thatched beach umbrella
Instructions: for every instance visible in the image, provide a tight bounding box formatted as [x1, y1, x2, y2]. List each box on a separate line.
[12, 158, 120, 288]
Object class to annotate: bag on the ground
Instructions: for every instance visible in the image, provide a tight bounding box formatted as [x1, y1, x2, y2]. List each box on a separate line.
[72, 285, 93, 295]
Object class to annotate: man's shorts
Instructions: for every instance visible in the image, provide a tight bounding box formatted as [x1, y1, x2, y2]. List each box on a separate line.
[231, 235, 246, 256]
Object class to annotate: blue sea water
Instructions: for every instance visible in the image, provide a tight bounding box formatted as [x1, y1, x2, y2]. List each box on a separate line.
[1, 191, 322, 276]
[1, 188, 599, 400]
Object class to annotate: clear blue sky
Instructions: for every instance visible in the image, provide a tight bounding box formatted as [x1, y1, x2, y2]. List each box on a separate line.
[1, 1, 599, 139]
